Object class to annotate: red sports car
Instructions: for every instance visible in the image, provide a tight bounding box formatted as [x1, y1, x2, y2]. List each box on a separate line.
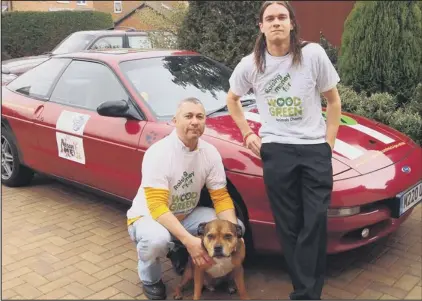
[1, 49, 421, 254]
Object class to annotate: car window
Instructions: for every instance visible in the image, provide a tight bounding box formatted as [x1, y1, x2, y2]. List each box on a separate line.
[120, 56, 244, 118]
[91, 36, 124, 50]
[50, 60, 129, 111]
[128, 35, 152, 49]
[6, 58, 71, 99]
[51, 32, 95, 55]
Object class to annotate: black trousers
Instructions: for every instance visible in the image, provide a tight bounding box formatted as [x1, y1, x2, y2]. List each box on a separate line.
[260, 142, 333, 300]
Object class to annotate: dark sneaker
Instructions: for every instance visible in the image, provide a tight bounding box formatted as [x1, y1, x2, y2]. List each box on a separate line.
[143, 279, 166, 300]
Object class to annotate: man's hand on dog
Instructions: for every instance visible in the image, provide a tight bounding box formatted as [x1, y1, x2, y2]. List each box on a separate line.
[185, 236, 215, 268]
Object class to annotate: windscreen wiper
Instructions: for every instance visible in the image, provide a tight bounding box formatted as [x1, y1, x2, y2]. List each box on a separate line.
[206, 99, 256, 116]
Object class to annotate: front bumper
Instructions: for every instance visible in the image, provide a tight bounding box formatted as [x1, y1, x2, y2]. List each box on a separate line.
[327, 204, 413, 253]
[228, 145, 421, 254]
[326, 146, 421, 253]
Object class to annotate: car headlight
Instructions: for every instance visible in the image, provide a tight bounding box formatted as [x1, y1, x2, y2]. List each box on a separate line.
[327, 206, 361, 217]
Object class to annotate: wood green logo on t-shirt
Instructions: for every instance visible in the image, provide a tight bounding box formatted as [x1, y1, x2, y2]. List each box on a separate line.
[170, 191, 198, 213]
[171, 171, 198, 214]
[173, 171, 195, 191]
[264, 73, 303, 122]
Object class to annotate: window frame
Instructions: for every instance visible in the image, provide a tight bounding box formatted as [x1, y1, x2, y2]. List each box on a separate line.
[90, 35, 125, 50]
[6, 58, 72, 102]
[76, 1, 87, 6]
[114, 1, 122, 13]
[48, 58, 146, 120]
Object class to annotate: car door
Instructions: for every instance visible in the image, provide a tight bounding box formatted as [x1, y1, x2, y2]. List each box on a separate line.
[3, 57, 72, 176]
[37, 59, 147, 200]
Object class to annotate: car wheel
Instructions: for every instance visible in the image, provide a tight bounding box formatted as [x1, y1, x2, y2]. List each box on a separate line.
[1, 127, 34, 187]
[232, 195, 255, 262]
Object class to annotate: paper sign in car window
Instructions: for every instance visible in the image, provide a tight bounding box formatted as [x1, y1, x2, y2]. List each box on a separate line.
[56, 110, 90, 135]
[141, 92, 149, 102]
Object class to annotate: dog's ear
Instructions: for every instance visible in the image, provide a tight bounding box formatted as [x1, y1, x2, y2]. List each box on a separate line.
[235, 224, 243, 238]
[197, 222, 207, 236]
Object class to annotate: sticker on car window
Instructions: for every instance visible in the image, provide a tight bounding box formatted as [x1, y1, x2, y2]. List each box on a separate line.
[56, 110, 90, 135]
[140, 92, 149, 102]
[56, 132, 86, 164]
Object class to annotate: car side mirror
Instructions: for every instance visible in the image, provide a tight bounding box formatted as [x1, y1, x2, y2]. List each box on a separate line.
[97, 100, 136, 119]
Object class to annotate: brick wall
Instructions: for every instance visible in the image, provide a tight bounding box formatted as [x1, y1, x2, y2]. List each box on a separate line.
[92, 1, 141, 22]
[11, 1, 94, 12]
[118, 14, 154, 31]
[291, 0, 356, 47]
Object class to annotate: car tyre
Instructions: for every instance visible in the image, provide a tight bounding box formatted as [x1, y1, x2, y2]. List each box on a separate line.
[232, 196, 256, 264]
[1, 127, 34, 187]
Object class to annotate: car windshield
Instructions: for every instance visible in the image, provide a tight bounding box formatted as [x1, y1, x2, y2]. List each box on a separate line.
[120, 55, 240, 118]
[51, 32, 95, 55]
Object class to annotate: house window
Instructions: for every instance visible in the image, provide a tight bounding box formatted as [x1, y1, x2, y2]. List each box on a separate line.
[114, 1, 122, 13]
[76, 1, 87, 5]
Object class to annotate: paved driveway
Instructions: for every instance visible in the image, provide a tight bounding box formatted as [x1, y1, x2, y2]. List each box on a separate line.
[2, 175, 421, 300]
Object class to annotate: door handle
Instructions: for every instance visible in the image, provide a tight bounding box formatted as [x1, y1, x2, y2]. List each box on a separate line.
[34, 105, 44, 120]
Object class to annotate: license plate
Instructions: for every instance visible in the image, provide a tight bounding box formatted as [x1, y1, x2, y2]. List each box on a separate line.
[398, 181, 422, 216]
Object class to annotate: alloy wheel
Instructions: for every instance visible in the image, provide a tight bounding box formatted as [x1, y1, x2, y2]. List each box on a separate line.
[1, 135, 14, 180]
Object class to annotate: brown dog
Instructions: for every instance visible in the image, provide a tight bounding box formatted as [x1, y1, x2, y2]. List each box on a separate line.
[173, 219, 249, 300]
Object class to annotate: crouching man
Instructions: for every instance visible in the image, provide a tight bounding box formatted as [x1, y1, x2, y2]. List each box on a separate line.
[127, 97, 245, 300]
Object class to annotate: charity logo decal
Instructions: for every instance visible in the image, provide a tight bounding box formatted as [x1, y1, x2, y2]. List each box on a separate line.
[264, 73, 303, 122]
[55, 110, 90, 164]
[56, 133, 86, 164]
[56, 110, 90, 135]
[171, 171, 198, 214]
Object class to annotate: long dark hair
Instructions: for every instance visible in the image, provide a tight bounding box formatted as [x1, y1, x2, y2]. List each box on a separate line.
[254, 1, 306, 73]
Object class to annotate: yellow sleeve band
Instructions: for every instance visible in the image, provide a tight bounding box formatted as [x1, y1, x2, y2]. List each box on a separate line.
[145, 187, 170, 220]
[209, 187, 235, 214]
[127, 216, 141, 226]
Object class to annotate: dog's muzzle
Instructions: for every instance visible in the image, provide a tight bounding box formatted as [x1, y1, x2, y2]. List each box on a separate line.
[213, 245, 231, 258]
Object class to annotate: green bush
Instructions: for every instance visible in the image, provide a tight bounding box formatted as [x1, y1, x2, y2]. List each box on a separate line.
[338, 1, 422, 104]
[178, 1, 263, 69]
[319, 32, 338, 69]
[408, 82, 422, 118]
[333, 84, 422, 145]
[1, 11, 113, 59]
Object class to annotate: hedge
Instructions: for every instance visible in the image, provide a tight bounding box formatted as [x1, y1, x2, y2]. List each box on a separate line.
[1, 11, 113, 59]
[325, 84, 422, 146]
[338, 1, 422, 104]
[177, 1, 263, 69]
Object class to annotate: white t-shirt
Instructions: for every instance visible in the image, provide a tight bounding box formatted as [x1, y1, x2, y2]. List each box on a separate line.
[229, 43, 340, 144]
[127, 130, 227, 219]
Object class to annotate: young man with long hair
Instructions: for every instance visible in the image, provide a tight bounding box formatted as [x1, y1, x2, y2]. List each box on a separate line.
[226, 1, 342, 300]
